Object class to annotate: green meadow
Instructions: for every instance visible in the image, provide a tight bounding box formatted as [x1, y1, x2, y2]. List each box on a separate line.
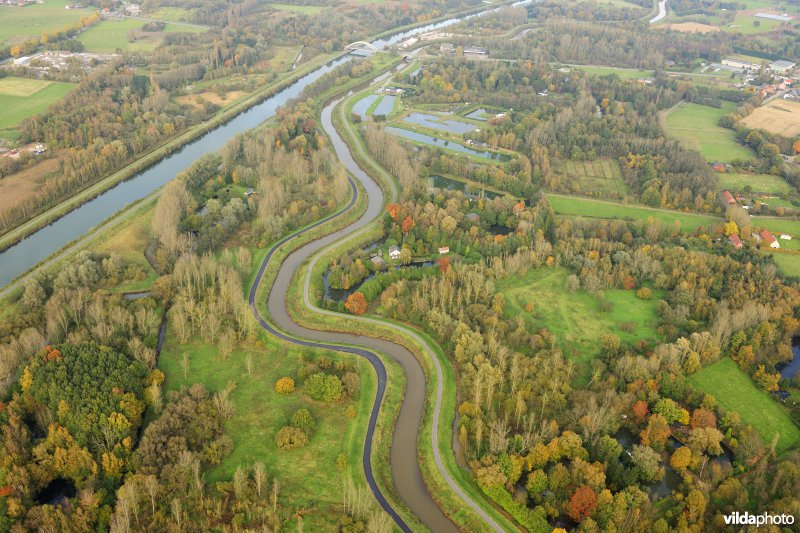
[0, 77, 74, 133]
[497, 267, 662, 381]
[665, 101, 753, 162]
[547, 194, 720, 231]
[688, 358, 800, 453]
[0, 0, 91, 46]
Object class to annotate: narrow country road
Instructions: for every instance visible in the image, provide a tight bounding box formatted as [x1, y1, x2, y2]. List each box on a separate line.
[251, 95, 508, 530]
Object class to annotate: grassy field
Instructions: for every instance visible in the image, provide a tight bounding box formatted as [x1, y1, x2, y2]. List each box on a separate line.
[726, 13, 783, 34]
[547, 194, 720, 231]
[558, 158, 628, 195]
[752, 217, 800, 237]
[0, 0, 91, 46]
[158, 332, 373, 510]
[718, 171, 792, 195]
[740, 99, 800, 138]
[270, 3, 325, 14]
[148, 6, 194, 22]
[497, 268, 662, 381]
[0, 77, 74, 132]
[79, 19, 204, 53]
[688, 358, 800, 453]
[665, 101, 753, 162]
[770, 252, 800, 277]
[575, 65, 654, 79]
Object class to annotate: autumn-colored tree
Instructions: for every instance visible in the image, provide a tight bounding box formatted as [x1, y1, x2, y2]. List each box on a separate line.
[690, 408, 717, 429]
[641, 413, 670, 450]
[632, 400, 649, 424]
[438, 257, 450, 273]
[793, 139, 800, 155]
[386, 203, 401, 220]
[344, 292, 368, 315]
[670, 446, 692, 471]
[274, 377, 295, 394]
[401, 215, 415, 234]
[568, 485, 597, 522]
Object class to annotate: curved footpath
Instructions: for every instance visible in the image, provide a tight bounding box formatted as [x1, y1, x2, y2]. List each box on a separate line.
[250, 98, 505, 531]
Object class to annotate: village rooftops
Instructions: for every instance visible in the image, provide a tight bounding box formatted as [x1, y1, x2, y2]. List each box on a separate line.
[729, 234, 743, 249]
[721, 191, 735, 204]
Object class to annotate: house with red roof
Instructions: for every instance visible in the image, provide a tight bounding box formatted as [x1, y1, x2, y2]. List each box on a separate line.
[759, 229, 779, 248]
[729, 234, 743, 249]
[721, 191, 736, 205]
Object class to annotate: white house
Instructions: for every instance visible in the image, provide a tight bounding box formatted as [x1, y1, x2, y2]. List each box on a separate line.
[438, 246, 449, 255]
[388, 245, 401, 260]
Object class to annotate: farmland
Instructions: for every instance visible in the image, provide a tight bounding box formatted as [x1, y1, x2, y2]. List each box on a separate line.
[688, 358, 800, 453]
[558, 158, 628, 196]
[547, 194, 720, 231]
[740, 99, 800, 138]
[0, 77, 74, 133]
[574, 65, 654, 79]
[665, 101, 753, 162]
[497, 267, 662, 381]
[770, 252, 800, 277]
[0, 0, 91, 46]
[718, 171, 792, 195]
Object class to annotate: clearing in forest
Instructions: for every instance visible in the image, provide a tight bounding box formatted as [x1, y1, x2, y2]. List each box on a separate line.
[688, 358, 800, 453]
[740, 99, 800, 138]
[497, 267, 662, 380]
[558, 159, 628, 196]
[665, 101, 753, 162]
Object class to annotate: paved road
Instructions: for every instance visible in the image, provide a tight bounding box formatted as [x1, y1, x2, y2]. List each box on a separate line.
[252, 97, 506, 530]
[650, 0, 667, 23]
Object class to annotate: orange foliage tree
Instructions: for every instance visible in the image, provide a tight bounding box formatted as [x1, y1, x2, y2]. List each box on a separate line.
[568, 485, 597, 522]
[345, 292, 368, 315]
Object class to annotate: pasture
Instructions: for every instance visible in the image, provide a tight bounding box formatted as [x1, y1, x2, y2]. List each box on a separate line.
[0, 0, 90, 46]
[558, 159, 628, 196]
[740, 99, 800, 138]
[726, 13, 784, 34]
[576, 65, 654, 79]
[688, 358, 800, 453]
[665, 101, 753, 162]
[547, 194, 720, 232]
[718, 171, 792, 195]
[770, 252, 800, 277]
[497, 267, 662, 382]
[0, 77, 74, 132]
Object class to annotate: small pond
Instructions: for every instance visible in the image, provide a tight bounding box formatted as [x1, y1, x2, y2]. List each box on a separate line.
[386, 127, 511, 161]
[777, 338, 800, 380]
[465, 108, 490, 121]
[36, 478, 76, 506]
[430, 175, 503, 199]
[648, 465, 682, 499]
[373, 95, 397, 116]
[352, 94, 379, 117]
[404, 112, 478, 134]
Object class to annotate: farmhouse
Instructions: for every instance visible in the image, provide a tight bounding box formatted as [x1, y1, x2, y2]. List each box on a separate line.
[721, 190, 736, 205]
[729, 234, 744, 250]
[758, 229, 780, 249]
[388, 245, 401, 260]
